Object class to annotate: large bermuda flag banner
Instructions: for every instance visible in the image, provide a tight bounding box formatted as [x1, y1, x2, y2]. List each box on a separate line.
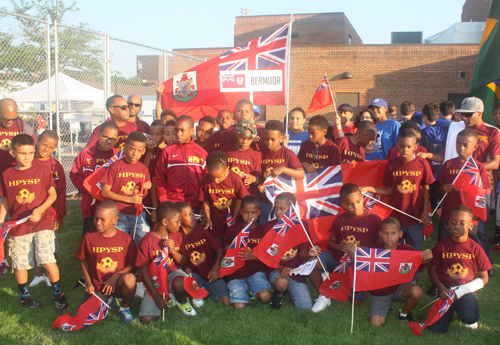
[161, 23, 290, 120]
[263, 160, 387, 249]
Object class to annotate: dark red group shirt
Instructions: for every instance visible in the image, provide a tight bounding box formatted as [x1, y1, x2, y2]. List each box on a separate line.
[34, 157, 66, 223]
[221, 143, 262, 193]
[135, 231, 186, 272]
[76, 229, 137, 291]
[181, 224, 221, 279]
[298, 139, 341, 169]
[335, 136, 365, 163]
[469, 122, 500, 183]
[209, 130, 224, 150]
[198, 141, 216, 155]
[0, 122, 20, 175]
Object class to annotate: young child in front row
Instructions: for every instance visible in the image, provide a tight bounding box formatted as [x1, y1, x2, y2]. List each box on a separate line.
[310, 183, 382, 313]
[223, 195, 272, 308]
[266, 192, 316, 309]
[136, 201, 194, 323]
[101, 132, 152, 247]
[76, 200, 137, 324]
[428, 205, 491, 333]
[361, 129, 434, 251]
[177, 201, 230, 306]
[363, 217, 432, 326]
[0, 134, 67, 310]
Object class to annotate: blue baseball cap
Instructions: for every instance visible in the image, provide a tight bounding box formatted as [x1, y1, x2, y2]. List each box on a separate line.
[369, 98, 388, 108]
[253, 105, 260, 114]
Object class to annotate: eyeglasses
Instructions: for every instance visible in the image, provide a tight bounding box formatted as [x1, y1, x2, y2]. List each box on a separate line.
[313, 148, 319, 161]
[100, 135, 118, 143]
[128, 102, 142, 108]
[110, 105, 130, 110]
[461, 112, 475, 118]
[1, 117, 18, 123]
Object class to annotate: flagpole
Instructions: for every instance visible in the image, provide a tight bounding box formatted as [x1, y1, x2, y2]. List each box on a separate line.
[78, 280, 111, 309]
[361, 193, 422, 223]
[328, 72, 338, 125]
[351, 243, 357, 334]
[284, 15, 294, 141]
[290, 202, 330, 279]
[163, 292, 165, 322]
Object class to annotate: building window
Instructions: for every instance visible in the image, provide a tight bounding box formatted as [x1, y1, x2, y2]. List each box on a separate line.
[348, 35, 352, 44]
[292, 32, 299, 39]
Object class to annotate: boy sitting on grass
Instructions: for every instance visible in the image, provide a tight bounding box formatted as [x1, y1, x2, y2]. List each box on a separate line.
[76, 200, 137, 324]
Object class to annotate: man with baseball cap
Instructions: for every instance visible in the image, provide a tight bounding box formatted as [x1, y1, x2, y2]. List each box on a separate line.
[456, 97, 500, 274]
[369, 98, 401, 159]
[333, 103, 355, 139]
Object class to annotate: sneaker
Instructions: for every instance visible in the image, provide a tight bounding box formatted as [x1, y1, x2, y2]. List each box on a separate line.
[0, 260, 9, 276]
[53, 293, 69, 312]
[20, 296, 41, 309]
[135, 282, 146, 298]
[192, 298, 205, 308]
[270, 292, 284, 310]
[398, 311, 415, 322]
[28, 275, 47, 287]
[426, 284, 438, 297]
[488, 269, 493, 277]
[119, 307, 135, 324]
[167, 293, 177, 308]
[464, 322, 478, 329]
[109, 296, 122, 309]
[177, 299, 196, 316]
[311, 294, 331, 313]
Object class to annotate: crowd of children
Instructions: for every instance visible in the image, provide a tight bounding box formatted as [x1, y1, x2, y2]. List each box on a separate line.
[0, 93, 496, 334]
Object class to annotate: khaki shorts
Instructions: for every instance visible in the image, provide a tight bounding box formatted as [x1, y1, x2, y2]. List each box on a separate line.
[9, 230, 56, 270]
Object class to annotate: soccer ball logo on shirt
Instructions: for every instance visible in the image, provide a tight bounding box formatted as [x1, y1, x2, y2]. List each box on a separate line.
[214, 197, 231, 210]
[190, 251, 206, 266]
[0, 138, 11, 151]
[231, 166, 245, 177]
[446, 263, 468, 279]
[96, 257, 118, 274]
[16, 189, 36, 204]
[344, 235, 359, 246]
[281, 248, 297, 261]
[397, 180, 416, 194]
[120, 181, 139, 196]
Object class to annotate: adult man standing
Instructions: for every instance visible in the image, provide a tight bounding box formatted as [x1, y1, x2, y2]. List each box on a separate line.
[369, 98, 400, 159]
[127, 94, 150, 133]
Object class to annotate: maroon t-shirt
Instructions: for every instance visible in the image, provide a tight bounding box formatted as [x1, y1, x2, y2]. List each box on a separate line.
[221, 143, 262, 193]
[135, 231, 186, 272]
[470, 122, 500, 184]
[260, 146, 303, 203]
[135, 119, 151, 133]
[143, 146, 163, 207]
[0, 122, 20, 175]
[386, 146, 428, 161]
[220, 124, 266, 151]
[431, 237, 492, 289]
[370, 243, 415, 296]
[87, 121, 138, 151]
[101, 159, 151, 215]
[181, 224, 221, 279]
[437, 157, 489, 221]
[76, 229, 137, 291]
[335, 136, 365, 162]
[298, 139, 341, 169]
[329, 210, 381, 263]
[198, 141, 216, 155]
[223, 222, 267, 281]
[209, 130, 223, 150]
[382, 156, 435, 226]
[199, 170, 249, 239]
[0, 164, 55, 237]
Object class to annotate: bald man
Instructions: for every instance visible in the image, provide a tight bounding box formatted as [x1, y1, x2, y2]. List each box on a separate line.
[127, 95, 150, 133]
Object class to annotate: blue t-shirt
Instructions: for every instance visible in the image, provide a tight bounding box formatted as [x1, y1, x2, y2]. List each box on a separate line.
[365, 151, 384, 161]
[287, 130, 309, 155]
[375, 119, 401, 159]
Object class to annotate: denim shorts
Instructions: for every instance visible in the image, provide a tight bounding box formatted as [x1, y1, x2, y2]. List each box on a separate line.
[116, 211, 150, 247]
[318, 251, 338, 273]
[269, 270, 312, 309]
[227, 271, 272, 304]
[192, 272, 229, 302]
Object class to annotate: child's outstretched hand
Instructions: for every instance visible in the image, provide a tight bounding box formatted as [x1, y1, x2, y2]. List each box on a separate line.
[84, 283, 95, 296]
[239, 248, 256, 261]
[243, 174, 257, 185]
[270, 166, 285, 177]
[421, 249, 433, 261]
[30, 207, 43, 223]
[302, 162, 316, 173]
[156, 84, 165, 95]
[144, 181, 152, 190]
[203, 217, 213, 230]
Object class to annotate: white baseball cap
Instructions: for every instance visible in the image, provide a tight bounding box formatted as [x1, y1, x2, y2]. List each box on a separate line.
[455, 97, 484, 113]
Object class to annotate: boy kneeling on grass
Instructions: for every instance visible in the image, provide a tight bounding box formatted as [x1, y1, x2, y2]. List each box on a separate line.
[76, 200, 137, 324]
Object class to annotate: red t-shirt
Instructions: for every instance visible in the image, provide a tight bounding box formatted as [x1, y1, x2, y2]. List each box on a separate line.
[87, 121, 138, 151]
[260, 146, 303, 203]
[75, 229, 137, 291]
[333, 123, 356, 139]
[143, 146, 163, 207]
[431, 237, 492, 289]
[0, 122, 20, 175]
[470, 122, 500, 184]
[135, 119, 151, 134]
[101, 159, 151, 215]
[221, 143, 262, 193]
[437, 157, 489, 221]
[181, 224, 221, 279]
[371, 243, 415, 296]
[198, 141, 216, 155]
[209, 130, 223, 150]
[0, 164, 55, 237]
[135, 231, 186, 272]
[34, 157, 66, 223]
[199, 170, 249, 239]
[223, 222, 267, 281]
[298, 139, 341, 169]
[329, 210, 381, 263]
[382, 156, 435, 226]
[335, 136, 365, 162]
[386, 145, 428, 161]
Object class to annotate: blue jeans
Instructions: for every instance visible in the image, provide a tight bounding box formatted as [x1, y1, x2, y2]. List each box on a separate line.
[227, 271, 272, 304]
[116, 211, 150, 247]
[192, 272, 229, 302]
[259, 202, 274, 226]
[400, 224, 423, 251]
[431, 292, 480, 334]
[269, 270, 313, 309]
[318, 251, 337, 273]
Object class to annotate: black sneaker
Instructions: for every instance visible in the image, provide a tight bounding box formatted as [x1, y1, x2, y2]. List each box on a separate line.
[488, 269, 493, 277]
[426, 284, 437, 297]
[53, 293, 69, 312]
[398, 312, 414, 322]
[21, 296, 41, 309]
[270, 292, 284, 310]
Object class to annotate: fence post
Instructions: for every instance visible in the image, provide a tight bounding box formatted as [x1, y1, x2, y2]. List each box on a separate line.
[103, 33, 107, 120]
[54, 20, 61, 162]
[163, 50, 167, 83]
[106, 34, 111, 102]
[46, 18, 52, 131]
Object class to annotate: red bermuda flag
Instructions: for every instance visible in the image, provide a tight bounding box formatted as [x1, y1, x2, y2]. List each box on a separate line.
[452, 156, 487, 221]
[219, 220, 253, 278]
[305, 75, 334, 113]
[253, 205, 308, 268]
[409, 290, 457, 335]
[83, 149, 125, 202]
[160, 24, 290, 121]
[320, 247, 423, 302]
[52, 294, 109, 331]
[183, 277, 209, 299]
[363, 193, 392, 220]
[143, 246, 169, 300]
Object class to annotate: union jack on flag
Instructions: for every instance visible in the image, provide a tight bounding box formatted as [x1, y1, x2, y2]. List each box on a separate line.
[333, 252, 353, 274]
[83, 302, 109, 328]
[0, 215, 31, 240]
[227, 208, 234, 227]
[153, 246, 169, 270]
[439, 290, 456, 316]
[272, 206, 301, 237]
[460, 156, 483, 187]
[228, 220, 252, 249]
[316, 75, 331, 91]
[355, 248, 391, 273]
[222, 75, 235, 82]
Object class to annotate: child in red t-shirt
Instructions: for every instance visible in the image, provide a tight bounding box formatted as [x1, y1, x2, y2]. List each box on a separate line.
[362, 217, 432, 326]
[200, 151, 249, 241]
[386, 120, 428, 161]
[76, 200, 137, 324]
[298, 115, 341, 172]
[429, 206, 491, 333]
[101, 132, 152, 246]
[177, 202, 230, 306]
[136, 201, 194, 322]
[335, 121, 377, 163]
[223, 195, 272, 308]
[195, 116, 216, 154]
[210, 109, 234, 150]
[361, 129, 435, 251]
[0, 134, 67, 310]
[310, 183, 382, 313]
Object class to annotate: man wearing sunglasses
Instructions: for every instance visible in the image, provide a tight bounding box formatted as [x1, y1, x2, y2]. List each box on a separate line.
[456, 96, 499, 276]
[127, 94, 150, 134]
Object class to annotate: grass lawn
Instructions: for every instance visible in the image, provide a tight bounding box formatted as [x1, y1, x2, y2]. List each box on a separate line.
[0, 200, 499, 345]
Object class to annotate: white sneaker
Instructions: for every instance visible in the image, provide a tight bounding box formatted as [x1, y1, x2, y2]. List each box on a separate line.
[167, 293, 177, 308]
[464, 322, 478, 329]
[192, 298, 205, 308]
[311, 294, 331, 313]
[29, 275, 48, 287]
[177, 299, 196, 316]
[135, 282, 146, 298]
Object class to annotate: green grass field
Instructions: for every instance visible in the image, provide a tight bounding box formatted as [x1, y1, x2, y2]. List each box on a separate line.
[0, 200, 498, 345]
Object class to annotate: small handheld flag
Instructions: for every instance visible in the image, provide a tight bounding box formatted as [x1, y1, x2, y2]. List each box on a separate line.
[408, 290, 456, 336]
[83, 149, 125, 201]
[219, 220, 253, 278]
[305, 74, 334, 113]
[226, 207, 234, 227]
[51, 294, 109, 331]
[183, 277, 209, 299]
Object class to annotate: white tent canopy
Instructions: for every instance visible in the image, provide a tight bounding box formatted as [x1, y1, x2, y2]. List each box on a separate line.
[425, 22, 486, 44]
